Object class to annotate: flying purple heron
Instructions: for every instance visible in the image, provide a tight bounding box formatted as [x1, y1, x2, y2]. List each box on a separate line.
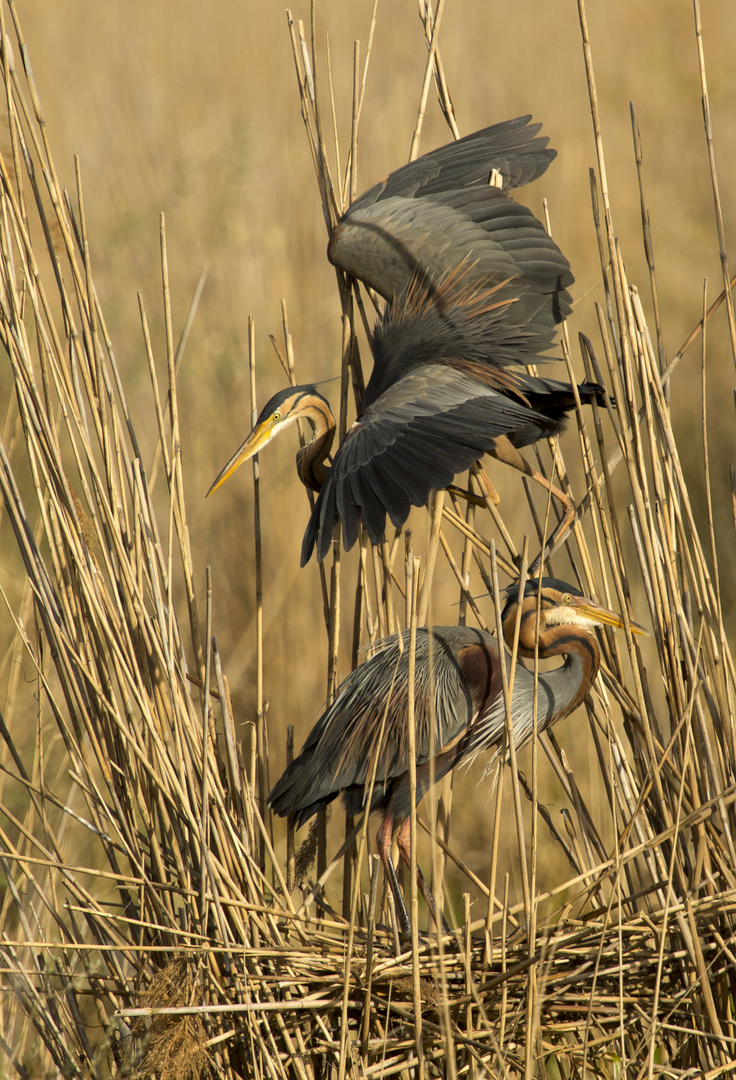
[208, 116, 604, 565]
[268, 578, 646, 936]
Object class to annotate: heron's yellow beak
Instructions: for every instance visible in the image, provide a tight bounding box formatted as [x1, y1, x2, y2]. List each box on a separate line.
[206, 418, 277, 497]
[573, 598, 649, 637]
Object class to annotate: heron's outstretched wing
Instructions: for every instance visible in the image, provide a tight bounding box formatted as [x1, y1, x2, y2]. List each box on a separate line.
[302, 117, 581, 563]
[330, 191, 572, 331]
[328, 115, 572, 323]
[300, 362, 557, 564]
[343, 116, 556, 210]
[362, 259, 570, 409]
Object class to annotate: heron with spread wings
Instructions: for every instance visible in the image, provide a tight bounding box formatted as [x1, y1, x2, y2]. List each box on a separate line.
[209, 116, 604, 565]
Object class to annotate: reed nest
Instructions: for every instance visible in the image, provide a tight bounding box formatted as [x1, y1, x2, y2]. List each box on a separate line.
[1, 2, 736, 1077]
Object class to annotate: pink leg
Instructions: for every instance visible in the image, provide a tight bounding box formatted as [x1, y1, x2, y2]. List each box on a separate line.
[395, 817, 448, 933]
[375, 814, 411, 938]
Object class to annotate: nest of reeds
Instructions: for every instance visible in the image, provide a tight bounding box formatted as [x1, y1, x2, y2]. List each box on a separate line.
[1, 2, 735, 1077]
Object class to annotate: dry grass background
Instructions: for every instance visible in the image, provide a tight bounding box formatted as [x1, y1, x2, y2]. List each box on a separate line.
[1, 0, 736, 1076]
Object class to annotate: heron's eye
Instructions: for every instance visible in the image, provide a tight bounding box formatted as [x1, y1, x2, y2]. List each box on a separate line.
[562, 593, 572, 603]
[273, 411, 281, 422]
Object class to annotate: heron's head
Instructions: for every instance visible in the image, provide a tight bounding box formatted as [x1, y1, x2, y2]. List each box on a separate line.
[501, 576, 648, 651]
[207, 385, 330, 497]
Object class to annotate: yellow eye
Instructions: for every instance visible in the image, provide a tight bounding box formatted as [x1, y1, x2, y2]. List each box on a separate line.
[562, 593, 572, 603]
[273, 411, 281, 421]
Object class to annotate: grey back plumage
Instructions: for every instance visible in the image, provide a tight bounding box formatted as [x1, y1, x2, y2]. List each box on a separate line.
[269, 627, 483, 823]
[268, 621, 589, 825]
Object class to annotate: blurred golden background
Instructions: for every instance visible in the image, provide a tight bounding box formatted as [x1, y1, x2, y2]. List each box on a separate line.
[9, 0, 736, 909]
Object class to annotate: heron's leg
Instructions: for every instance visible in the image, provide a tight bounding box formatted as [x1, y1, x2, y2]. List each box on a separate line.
[489, 435, 576, 573]
[376, 815, 411, 939]
[446, 484, 487, 507]
[447, 465, 501, 509]
[395, 817, 450, 934]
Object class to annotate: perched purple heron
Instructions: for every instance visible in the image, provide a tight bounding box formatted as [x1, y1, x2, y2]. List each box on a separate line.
[208, 116, 604, 565]
[268, 578, 646, 936]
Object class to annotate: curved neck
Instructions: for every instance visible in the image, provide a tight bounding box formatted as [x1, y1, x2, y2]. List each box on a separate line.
[504, 607, 601, 723]
[295, 397, 336, 491]
[538, 633, 599, 721]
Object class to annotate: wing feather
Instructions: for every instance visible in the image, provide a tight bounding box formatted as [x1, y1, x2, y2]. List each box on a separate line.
[345, 117, 553, 209]
[300, 366, 555, 563]
[267, 626, 497, 823]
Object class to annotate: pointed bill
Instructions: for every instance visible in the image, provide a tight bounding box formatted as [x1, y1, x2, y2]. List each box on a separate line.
[207, 419, 276, 497]
[571, 596, 649, 636]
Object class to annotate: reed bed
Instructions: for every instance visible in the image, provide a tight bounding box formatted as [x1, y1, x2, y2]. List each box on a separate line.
[1, 1, 735, 1076]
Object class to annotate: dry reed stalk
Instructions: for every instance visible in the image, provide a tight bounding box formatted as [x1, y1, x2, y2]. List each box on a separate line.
[404, 538, 424, 1077]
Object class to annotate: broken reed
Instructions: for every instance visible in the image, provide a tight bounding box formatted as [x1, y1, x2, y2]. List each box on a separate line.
[0, 1, 735, 1077]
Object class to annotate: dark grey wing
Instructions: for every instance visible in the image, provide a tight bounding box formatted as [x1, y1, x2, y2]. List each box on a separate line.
[301, 117, 577, 565]
[328, 115, 572, 315]
[267, 634, 409, 823]
[267, 627, 492, 825]
[300, 364, 556, 564]
[347, 116, 555, 209]
[329, 189, 572, 324]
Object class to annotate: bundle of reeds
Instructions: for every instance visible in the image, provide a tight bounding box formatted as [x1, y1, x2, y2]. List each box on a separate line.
[1, 1, 735, 1077]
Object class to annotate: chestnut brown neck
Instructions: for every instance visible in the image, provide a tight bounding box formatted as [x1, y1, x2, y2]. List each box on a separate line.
[503, 599, 601, 719]
[295, 396, 336, 491]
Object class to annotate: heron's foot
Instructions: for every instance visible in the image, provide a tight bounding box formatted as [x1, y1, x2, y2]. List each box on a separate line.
[446, 484, 488, 508]
[447, 471, 501, 508]
[389, 889, 452, 945]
